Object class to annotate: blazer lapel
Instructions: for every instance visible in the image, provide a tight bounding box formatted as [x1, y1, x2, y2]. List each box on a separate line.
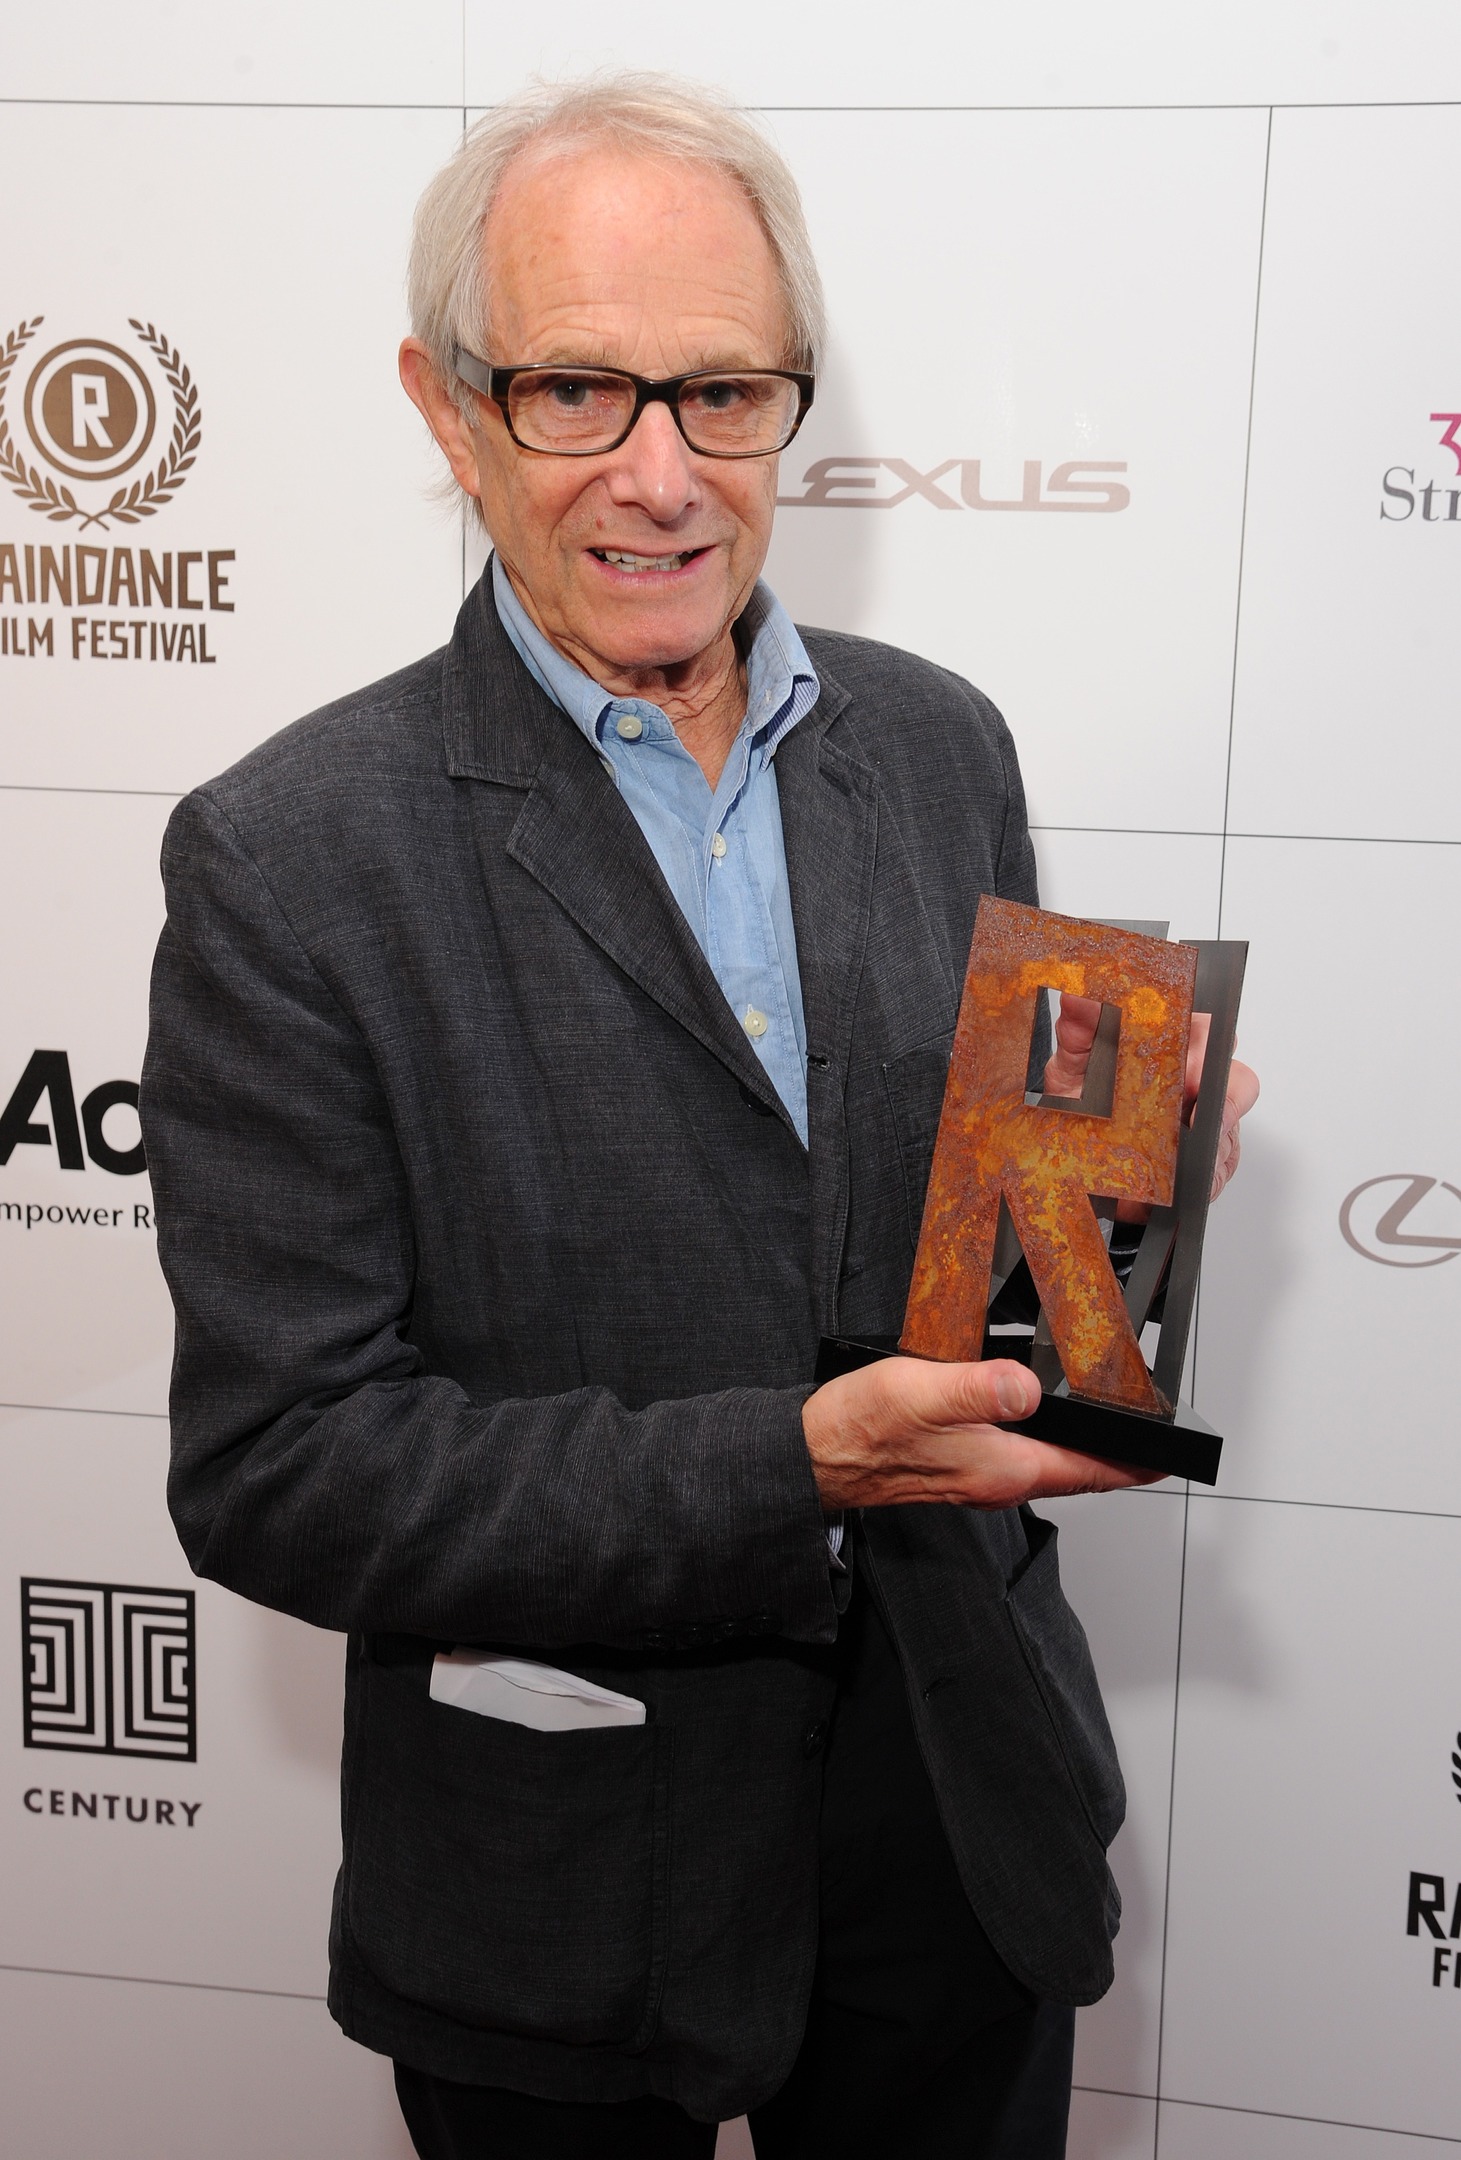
[442, 576, 796, 1128]
[775, 673, 880, 1329]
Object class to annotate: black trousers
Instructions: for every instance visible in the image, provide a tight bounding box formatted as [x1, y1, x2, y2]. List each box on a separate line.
[395, 1583, 1075, 2160]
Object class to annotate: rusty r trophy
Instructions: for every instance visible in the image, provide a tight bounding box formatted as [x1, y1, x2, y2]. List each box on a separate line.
[817, 898, 1247, 1484]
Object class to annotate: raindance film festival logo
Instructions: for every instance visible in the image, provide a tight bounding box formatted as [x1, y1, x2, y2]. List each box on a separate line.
[1339, 1175, 1461, 1267]
[22, 1579, 195, 1762]
[0, 314, 235, 665]
[1380, 411, 1461, 524]
[1406, 1734, 1461, 1990]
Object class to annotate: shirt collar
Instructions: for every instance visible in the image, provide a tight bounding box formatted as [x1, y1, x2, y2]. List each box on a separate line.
[491, 555, 819, 763]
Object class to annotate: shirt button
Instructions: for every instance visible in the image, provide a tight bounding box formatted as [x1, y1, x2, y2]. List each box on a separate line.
[802, 1720, 828, 1758]
[615, 714, 644, 741]
[711, 833, 728, 860]
[742, 1007, 769, 1039]
[599, 755, 614, 777]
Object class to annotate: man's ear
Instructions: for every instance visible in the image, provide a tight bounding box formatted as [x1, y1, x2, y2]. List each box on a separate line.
[399, 339, 483, 503]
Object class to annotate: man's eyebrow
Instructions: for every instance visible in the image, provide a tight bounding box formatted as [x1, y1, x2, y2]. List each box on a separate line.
[679, 353, 768, 374]
[521, 345, 773, 374]
[526, 343, 621, 368]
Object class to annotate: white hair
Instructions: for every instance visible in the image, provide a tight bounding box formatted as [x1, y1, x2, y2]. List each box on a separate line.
[407, 70, 826, 420]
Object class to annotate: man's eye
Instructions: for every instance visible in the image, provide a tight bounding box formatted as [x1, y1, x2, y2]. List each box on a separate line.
[692, 379, 746, 412]
[548, 378, 594, 409]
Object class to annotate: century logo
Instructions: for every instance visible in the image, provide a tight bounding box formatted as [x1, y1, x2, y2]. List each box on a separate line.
[1379, 411, 1461, 524]
[777, 457, 1129, 512]
[1338, 1175, 1461, 1267]
[22, 1579, 195, 1762]
[0, 313, 235, 666]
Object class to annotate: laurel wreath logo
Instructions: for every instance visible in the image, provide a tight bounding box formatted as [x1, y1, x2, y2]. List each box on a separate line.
[1452, 1731, 1461, 1806]
[0, 315, 201, 531]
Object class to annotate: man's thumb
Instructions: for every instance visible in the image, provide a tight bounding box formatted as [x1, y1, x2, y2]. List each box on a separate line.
[944, 1359, 1041, 1425]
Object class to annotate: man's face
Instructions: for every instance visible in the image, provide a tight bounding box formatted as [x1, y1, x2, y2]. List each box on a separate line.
[461, 146, 789, 682]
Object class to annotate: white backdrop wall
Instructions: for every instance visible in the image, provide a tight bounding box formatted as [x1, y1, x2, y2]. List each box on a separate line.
[2, 9, 1459, 2156]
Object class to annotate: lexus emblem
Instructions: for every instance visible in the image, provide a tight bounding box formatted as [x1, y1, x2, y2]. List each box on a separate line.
[1339, 1175, 1461, 1268]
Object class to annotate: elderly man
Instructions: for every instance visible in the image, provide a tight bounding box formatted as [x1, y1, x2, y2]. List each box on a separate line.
[141, 73, 1255, 2160]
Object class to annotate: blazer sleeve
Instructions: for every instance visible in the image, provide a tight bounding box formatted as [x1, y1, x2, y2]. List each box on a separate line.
[141, 790, 838, 1651]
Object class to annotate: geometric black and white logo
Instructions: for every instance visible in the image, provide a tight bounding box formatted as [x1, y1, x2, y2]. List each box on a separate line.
[21, 1579, 195, 1761]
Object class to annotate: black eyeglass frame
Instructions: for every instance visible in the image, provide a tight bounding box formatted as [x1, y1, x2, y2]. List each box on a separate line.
[454, 348, 815, 459]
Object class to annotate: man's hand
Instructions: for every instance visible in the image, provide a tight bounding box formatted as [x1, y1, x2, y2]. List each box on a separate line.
[1043, 993, 1259, 1209]
[802, 1355, 1163, 1512]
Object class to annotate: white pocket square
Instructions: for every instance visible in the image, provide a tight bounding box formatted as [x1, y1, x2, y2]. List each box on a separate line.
[429, 1650, 646, 1732]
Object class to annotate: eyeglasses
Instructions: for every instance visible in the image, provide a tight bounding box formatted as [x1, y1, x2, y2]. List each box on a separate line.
[454, 349, 815, 459]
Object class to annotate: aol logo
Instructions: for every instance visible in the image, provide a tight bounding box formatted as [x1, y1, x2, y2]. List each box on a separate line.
[0, 1051, 144, 1176]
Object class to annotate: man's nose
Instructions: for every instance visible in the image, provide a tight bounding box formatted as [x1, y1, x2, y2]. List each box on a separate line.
[601, 398, 698, 520]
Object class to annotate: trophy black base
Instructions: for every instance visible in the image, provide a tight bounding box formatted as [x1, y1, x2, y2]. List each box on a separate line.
[813, 1336, 1222, 1486]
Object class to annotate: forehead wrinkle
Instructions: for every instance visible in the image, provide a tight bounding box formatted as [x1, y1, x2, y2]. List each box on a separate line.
[489, 143, 767, 271]
[483, 146, 787, 369]
[503, 269, 776, 334]
[502, 287, 780, 374]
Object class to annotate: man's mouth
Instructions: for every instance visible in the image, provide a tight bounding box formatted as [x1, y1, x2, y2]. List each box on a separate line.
[590, 547, 708, 575]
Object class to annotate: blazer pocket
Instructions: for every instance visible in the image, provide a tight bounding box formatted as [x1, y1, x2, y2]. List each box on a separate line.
[346, 1657, 671, 2048]
[1005, 1514, 1126, 1851]
[881, 1027, 955, 1246]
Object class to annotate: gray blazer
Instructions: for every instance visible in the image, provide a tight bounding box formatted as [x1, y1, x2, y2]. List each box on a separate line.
[141, 575, 1124, 2121]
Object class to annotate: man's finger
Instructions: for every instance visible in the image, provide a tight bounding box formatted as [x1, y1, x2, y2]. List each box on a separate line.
[1043, 991, 1102, 1098]
[1210, 1120, 1242, 1200]
[1226, 1059, 1260, 1119]
[1204, 1060, 1259, 1201]
[1182, 1011, 1213, 1105]
[877, 1354, 1041, 1431]
[1018, 1442, 1167, 1501]
[944, 1356, 1043, 1427]
[862, 1429, 1165, 1509]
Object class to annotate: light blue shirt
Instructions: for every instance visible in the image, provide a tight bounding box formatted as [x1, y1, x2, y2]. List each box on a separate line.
[492, 557, 820, 1145]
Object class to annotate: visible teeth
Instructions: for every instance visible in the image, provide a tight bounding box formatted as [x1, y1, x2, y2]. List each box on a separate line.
[597, 549, 692, 572]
